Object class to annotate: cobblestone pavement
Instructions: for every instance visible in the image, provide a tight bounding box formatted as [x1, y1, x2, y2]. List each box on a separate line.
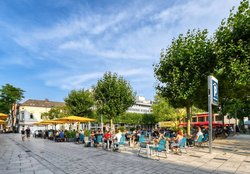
[0, 134, 250, 174]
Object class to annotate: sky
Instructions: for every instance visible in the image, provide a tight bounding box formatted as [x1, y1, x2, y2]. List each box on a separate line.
[0, 0, 241, 102]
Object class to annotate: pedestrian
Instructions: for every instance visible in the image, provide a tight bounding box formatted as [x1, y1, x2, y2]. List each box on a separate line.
[21, 127, 25, 141]
[236, 125, 240, 135]
[25, 126, 31, 140]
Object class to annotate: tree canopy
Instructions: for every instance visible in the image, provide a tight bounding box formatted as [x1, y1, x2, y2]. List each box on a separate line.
[64, 89, 94, 117]
[154, 29, 215, 134]
[154, 0, 250, 132]
[214, 0, 250, 121]
[0, 84, 25, 114]
[93, 72, 136, 124]
[152, 94, 178, 122]
[41, 106, 70, 120]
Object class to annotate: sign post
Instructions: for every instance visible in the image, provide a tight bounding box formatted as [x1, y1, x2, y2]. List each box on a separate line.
[208, 75, 218, 153]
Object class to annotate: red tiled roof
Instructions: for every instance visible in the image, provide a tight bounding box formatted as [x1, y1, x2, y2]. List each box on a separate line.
[21, 99, 65, 108]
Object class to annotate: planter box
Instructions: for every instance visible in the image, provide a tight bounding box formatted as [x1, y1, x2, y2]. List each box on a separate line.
[67, 138, 75, 142]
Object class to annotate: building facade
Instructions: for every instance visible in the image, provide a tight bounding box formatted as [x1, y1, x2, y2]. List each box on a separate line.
[127, 96, 153, 114]
[19, 96, 153, 132]
[19, 99, 65, 133]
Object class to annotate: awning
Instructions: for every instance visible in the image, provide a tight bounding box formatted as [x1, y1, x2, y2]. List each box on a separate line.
[55, 116, 96, 123]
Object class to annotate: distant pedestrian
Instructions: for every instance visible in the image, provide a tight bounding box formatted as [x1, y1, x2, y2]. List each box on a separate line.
[236, 125, 240, 135]
[25, 126, 31, 140]
[21, 127, 25, 141]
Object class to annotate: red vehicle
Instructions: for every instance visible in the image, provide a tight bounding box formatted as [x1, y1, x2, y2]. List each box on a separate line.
[180, 113, 234, 139]
[179, 113, 223, 128]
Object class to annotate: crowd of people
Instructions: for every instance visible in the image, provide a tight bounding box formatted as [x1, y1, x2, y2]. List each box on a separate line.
[22, 126, 208, 154]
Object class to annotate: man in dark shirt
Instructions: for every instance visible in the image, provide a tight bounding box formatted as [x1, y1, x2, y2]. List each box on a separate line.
[25, 127, 31, 140]
[21, 127, 25, 141]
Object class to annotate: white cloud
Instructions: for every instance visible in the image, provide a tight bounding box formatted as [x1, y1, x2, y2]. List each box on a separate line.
[1, 0, 241, 101]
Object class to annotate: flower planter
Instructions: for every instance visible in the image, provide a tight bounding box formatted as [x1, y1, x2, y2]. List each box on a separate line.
[67, 138, 75, 142]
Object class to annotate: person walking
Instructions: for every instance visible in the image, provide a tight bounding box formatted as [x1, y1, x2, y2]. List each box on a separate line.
[21, 127, 25, 141]
[25, 126, 31, 141]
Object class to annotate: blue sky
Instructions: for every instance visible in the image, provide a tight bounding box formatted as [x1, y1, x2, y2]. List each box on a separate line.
[0, 0, 240, 102]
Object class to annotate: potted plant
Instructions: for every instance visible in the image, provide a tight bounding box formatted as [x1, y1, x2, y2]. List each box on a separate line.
[84, 130, 91, 143]
[65, 131, 76, 142]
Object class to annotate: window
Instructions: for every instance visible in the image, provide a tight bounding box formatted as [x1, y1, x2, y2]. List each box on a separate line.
[30, 113, 34, 119]
[192, 117, 197, 122]
[21, 112, 24, 121]
[198, 117, 204, 122]
[215, 116, 221, 121]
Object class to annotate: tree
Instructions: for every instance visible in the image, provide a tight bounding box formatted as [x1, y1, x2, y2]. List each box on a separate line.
[0, 84, 25, 130]
[64, 89, 94, 117]
[115, 112, 157, 129]
[214, 0, 250, 122]
[41, 106, 70, 120]
[154, 29, 215, 135]
[93, 72, 136, 130]
[115, 112, 143, 125]
[152, 94, 177, 122]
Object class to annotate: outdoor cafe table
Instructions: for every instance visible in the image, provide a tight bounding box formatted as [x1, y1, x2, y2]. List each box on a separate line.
[146, 140, 170, 158]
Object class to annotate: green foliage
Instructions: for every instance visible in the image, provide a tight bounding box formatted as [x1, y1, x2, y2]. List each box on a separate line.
[41, 106, 70, 120]
[141, 113, 157, 125]
[115, 112, 157, 125]
[154, 29, 215, 110]
[117, 126, 126, 132]
[84, 130, 91, 137]
[64, 89, 94, 117]
[214, 0, 250, 118]
[65, 131, 76, 138]
[154, 29, 215, 134]
[0, 84, 25, 113]
[93, 72, 136, 121]
[223, 98, 250, 120]
[152, 94, 185, 122]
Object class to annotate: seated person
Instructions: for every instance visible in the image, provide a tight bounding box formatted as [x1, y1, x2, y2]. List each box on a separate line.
[104, 131, 112, 148]
[55, 131, 59, 138]
[75, 131, 80, 143]
[113, 129, 122, 149]
[187, 127, 203, 146]
[170, 129, 183, 153]
[90, 131, 96, 143]
[94, 131, 103, 146]
[58, 130, 65, 141]
[124, 130, 131, 141]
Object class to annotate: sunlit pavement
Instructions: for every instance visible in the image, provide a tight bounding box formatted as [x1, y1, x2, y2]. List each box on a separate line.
[0, 134, 250, 174]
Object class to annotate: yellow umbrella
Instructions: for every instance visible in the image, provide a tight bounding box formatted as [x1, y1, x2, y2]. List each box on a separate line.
[0, 119, 6, 124]
[33, 120, 66, 125]
[55, 116, 96, 123]
[0, 113, 8, 120]
[33, 122, 51, 125]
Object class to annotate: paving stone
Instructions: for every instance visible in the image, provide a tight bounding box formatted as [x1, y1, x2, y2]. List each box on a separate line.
[1, 134, 250, 174]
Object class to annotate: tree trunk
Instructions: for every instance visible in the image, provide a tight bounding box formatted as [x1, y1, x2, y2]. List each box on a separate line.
[186, 106, 191, 135]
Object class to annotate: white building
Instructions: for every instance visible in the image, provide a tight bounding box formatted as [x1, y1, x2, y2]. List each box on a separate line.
[19, 99, 65, 133]
[18, 96, 153, 132]
[127, 96, 153, 114]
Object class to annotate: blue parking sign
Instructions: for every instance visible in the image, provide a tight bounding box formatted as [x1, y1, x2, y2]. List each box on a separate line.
[212, 79, 218, 104]
[208, 76, 218, 106]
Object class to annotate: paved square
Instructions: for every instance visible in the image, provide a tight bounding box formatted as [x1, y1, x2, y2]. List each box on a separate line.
[0, 134, 249, 174]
